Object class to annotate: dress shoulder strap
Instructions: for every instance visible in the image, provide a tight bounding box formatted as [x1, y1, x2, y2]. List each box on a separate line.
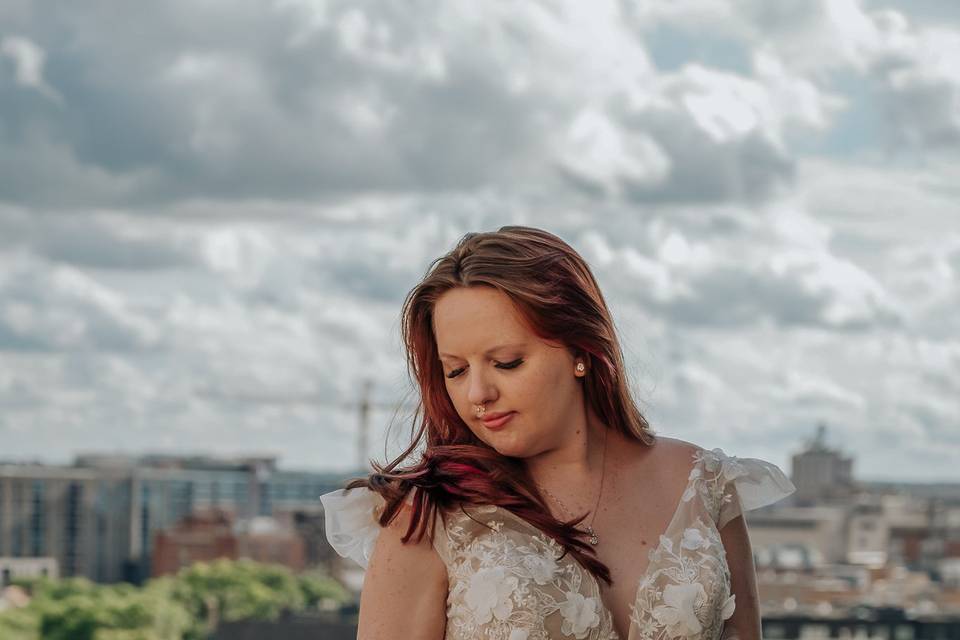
[696, 448, 796, 530]
[320, 485, 452, 568]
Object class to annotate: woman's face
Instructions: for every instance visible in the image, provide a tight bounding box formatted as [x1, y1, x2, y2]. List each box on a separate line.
[432, 286, 587, 458]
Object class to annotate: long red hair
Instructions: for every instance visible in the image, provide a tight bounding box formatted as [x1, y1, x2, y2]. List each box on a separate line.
[342, 225, 655, 586]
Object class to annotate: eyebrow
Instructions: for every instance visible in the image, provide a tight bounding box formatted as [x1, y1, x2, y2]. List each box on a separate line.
[438, 342, 528, 360]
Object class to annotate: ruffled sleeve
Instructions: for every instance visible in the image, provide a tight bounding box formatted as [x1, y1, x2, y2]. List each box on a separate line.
[320, 486, 444, 570]
[319, 487, 387, 569]
[704, 448, 796, 531]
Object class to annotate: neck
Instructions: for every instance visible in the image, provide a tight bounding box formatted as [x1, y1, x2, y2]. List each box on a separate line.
[524, 408, 609, 496]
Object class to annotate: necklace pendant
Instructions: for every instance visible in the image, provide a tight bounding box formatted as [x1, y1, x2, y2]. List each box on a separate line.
[588, 527, 599, 545]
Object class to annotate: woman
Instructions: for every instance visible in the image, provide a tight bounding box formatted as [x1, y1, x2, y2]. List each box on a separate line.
[321, 226, 795, 640]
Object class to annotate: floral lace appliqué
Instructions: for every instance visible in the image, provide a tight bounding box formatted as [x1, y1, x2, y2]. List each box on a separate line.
[629, 449, 739, 640]
[442, 505, 617, 640]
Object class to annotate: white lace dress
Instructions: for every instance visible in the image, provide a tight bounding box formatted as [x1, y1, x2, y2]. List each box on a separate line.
[320, 447, 795, 640]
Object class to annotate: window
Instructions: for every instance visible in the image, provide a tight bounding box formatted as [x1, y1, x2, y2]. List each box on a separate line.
[31, 480, 45, 556]
[65, 482, 83, 576]
[894, 624, 915, 640]
[140, 483, 151, 563]
[11, 482, 23, 557]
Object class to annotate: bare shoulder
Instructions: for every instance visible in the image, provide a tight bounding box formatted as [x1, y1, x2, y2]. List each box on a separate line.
[613, 433, 702, 488]
[358, 497, 448, 639]
[612, 434, 705, 522]
[649, 435, 704, 475]
[374, 496, 447, 569]
[646, 437, 707, 508]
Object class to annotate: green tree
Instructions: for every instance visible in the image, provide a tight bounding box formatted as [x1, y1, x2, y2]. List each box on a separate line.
[0, 605, 40, 640]
[0, 559, 353, 640]
[171, 558, 308, 638]
[297, 570, 351, 609]
[1, 575, 191, 640]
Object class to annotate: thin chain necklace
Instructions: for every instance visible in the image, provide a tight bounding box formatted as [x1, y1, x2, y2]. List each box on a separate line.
[535, 428, 608, 545]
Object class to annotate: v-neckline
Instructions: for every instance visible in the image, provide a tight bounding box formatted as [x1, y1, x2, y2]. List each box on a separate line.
[492, 449, 704, 640]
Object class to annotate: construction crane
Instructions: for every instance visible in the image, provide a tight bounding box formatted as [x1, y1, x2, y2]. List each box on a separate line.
[348, 379, 420, 471]
[192, 378, 418, 471]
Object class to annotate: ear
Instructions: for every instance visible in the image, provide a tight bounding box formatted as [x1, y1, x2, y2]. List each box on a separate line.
[571, 350, 588, 377]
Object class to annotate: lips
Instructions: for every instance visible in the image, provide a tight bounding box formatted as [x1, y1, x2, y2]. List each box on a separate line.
[481, 411, 516, 429]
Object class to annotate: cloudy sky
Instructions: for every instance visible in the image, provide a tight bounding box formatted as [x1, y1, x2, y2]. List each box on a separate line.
[1, 0, 957, 480]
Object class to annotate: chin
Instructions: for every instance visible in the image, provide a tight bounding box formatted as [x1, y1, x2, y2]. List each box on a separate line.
[486, 437, 531, 459]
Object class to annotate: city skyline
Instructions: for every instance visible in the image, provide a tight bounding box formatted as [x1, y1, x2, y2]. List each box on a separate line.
[4, 424, 960, 489]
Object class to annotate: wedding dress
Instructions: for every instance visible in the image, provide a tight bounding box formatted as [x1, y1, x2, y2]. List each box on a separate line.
[320, 447, 795, 640]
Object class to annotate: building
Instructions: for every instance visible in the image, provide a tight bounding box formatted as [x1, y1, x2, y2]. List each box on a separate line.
[744, 504, 848, 567]
[862, 484, 960, 575]
[151, 509, 306, 576]
[235, 516, 306, 571]
[0, 463, 132, 582]
[292, 509, 337, 568]
[151, 510, 238, 576]
[0, 556, 58, 586]
[214, 612, 358, 640]
[790, 423, 855, 505]
[0, 454, 354, 584]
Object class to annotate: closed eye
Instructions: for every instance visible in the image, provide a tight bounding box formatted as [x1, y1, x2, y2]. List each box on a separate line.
[445, 358, 524, 379]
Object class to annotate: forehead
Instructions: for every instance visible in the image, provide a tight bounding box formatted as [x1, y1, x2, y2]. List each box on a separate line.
[433, 287, 533, 355]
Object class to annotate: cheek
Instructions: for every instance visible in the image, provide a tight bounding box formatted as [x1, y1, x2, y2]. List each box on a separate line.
[515, 362, 563, 407]
[446, 384, 468, 411]
[445, 384, 481, 428]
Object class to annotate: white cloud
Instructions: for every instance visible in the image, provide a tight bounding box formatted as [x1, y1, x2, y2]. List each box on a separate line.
[0, 0, 957, 480]
[556, 108, 671, 197]
[742, 1, 960, 149]
[626, 0, 960, 152]
[0, 0, 855, 207]
[0, 35, 61, 103]
[752, 50, 848, 131]
[0, 258, 162, 351]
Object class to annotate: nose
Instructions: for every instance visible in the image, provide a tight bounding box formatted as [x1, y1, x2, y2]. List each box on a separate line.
[465, 366, 497, 409]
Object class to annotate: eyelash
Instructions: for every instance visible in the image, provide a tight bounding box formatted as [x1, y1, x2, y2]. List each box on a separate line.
[445, 358, 524, 379]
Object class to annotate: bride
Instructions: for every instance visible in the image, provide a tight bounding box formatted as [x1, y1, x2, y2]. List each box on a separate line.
[321, 225, 794, 640]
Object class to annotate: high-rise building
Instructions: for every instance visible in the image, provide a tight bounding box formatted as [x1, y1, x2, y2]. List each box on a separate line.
[0, 464, 131, 582]
[790, 423, 855, 505]
[0, 454, 353, 584]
